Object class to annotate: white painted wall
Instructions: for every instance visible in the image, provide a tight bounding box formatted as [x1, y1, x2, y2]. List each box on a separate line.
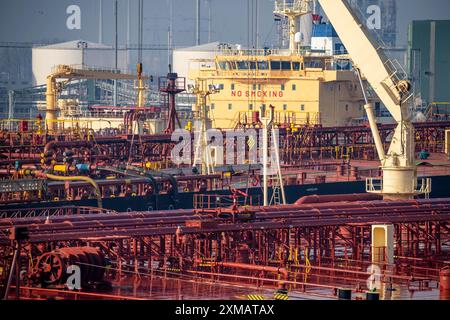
[311, 36, 344, 55]
[173, 50, 215, 86]
[299, 14, 313, 47]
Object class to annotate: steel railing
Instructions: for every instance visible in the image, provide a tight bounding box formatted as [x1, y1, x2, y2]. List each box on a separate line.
[366, 177, 432, 197]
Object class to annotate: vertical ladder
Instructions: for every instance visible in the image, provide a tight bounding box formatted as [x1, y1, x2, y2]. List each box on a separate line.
[270, 176, 282, 206]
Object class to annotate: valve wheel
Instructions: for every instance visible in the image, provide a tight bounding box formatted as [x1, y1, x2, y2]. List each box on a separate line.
[36, 252, 64, 285]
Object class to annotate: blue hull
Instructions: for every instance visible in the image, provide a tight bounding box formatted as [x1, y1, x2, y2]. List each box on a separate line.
[3, 175, 450, 212]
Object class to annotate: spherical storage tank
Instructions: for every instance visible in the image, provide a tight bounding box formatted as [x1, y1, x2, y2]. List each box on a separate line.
[32, 40, 127, 86]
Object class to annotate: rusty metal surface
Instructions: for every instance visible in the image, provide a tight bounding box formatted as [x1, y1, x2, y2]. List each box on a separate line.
[0, 117, 449, 300]
[0, 197, 448, 300]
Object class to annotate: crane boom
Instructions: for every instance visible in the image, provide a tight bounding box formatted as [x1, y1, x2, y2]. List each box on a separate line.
[317, 0, 431, 199]
[318, 0, 405, 121]
[49, 64, 149, 80]
[45, 65, 147, 130]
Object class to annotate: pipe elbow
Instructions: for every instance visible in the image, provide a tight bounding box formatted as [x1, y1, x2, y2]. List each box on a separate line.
[44, 141, 56, 154]
[278, 267, 288, 279]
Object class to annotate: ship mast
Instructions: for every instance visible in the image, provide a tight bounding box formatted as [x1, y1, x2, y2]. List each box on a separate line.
[190, 79, 221, 175]
[273, 0, 312, 54]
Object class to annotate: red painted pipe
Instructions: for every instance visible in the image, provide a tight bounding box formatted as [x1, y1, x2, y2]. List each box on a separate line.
[210, 261, 288, 279]
[44, 138, 128, 154]
[0, 159, 41, 166]
[295, 193, 383, 205]
[2, 211, 448, 244]
[3, 199, 450, 228]
[3, 207, 448, 234]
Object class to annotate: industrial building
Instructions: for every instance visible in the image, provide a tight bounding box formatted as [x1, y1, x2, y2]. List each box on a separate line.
[408, 20, 450, 114]
[346, 0, 397, 47]
[1, 40, 131, 120]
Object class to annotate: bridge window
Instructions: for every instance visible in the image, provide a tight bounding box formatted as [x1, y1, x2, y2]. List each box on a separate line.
[218, 61, 233, 70]
[304, 59, 324, 69]
[292, 62, 301, 71]
[249, 61, 257, 70]
[258, 61, 269, 70]
[237, 61, 250, 70]
[281, 61, 291, 70]
[270, 61, 281, 70]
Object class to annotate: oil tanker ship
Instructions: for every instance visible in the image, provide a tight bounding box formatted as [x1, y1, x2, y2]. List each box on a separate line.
[1, 15, 449, 212]
[0, 0, 449, 302]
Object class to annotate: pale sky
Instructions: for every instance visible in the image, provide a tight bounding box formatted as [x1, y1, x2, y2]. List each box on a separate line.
[0, 0, 449, 47]
[1, 0, 449, 78]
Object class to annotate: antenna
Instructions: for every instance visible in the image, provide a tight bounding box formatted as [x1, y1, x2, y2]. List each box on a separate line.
[196, 0, 201, 45]
[136, 0, 145, 108]
[127, 0, 131, 71]
[99, 0, 103, 44]
[168, 0, 173, 72]
[127, 0, 131, 47]
[207, 0, 212, 43]
[113, 0, 118, 106]
[255, 0, 259, 48]
[138, 0, 144, 65]
[273, 0, 312, 54]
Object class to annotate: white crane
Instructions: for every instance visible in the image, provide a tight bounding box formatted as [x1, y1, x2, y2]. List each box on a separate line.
[317, 0, 431, 199]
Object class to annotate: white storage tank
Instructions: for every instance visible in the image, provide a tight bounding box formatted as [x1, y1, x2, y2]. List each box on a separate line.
[32, 40, 127, 86]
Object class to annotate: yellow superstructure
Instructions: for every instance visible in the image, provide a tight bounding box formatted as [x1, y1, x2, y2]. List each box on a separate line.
[189, 48, 377, 129]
